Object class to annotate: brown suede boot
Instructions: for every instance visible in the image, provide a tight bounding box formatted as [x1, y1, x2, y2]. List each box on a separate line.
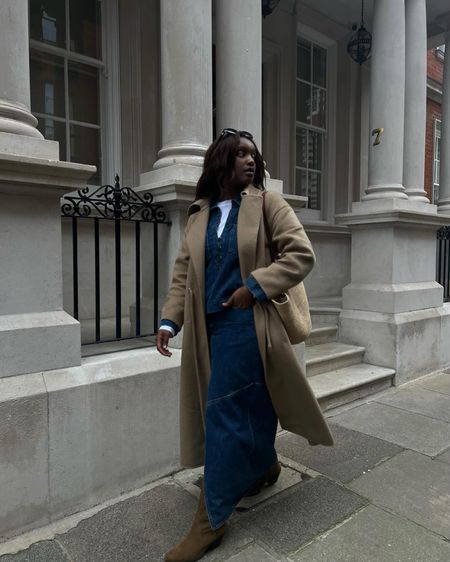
[164, 490, 226, 562]
[244, 461, 282, 497]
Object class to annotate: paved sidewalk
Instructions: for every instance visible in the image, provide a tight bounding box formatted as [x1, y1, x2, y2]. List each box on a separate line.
[1, 371, 450, 562]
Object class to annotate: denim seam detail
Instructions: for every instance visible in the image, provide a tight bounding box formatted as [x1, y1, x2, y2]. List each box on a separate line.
[206, 382, 256, 406]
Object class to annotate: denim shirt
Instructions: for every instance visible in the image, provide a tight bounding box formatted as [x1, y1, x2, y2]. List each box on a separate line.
[160, 196, 267, 334]
[205, 196, 266, 314]
[205, 197, 242, 314]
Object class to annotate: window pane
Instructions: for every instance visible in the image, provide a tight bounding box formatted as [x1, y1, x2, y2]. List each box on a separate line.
[30, 0, 66, 48]
[308, 172, 321, 209]
[313, 45, 327, 87]
[70, 0, 102, 59]
[297, 40, 311, 82]
[311, 87, 326, 129]
[30, 51, 65, 118]
[296, 81, 311, 124]
[70, 125, 101, 184]
[296, 128, 308, 168]
[69, 62, 99, 124]
[37, 118, 67, 160]
[295, 169, 308, 198]
[308, 131, 323, 171]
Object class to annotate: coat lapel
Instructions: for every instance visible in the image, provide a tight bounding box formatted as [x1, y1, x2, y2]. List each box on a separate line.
[238, 187, 263, 279]
[186, 204, 209, 297]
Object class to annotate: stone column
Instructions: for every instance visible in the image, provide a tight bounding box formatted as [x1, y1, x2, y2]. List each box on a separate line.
[0, 0, 42, 139]
[214, 0, 262, 147]
[153, 0, 212, 169]
[403, 0, 429, 202]
[0, 0, 95, 378]
[363, 0, 408, 200]
[437, 31, 450, 213]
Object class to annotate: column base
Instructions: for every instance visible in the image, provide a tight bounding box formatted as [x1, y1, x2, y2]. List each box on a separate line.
[404, 190, 430, 203]
[340, 306, 450, 384]
[153, 143, 208, 169]
[362, 183, 408, 200]
[139, 163, 202, 192]
[0, 311, 81, 378]
[0, 100, 43, 139]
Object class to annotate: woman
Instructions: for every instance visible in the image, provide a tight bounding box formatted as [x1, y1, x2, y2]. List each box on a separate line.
[156, 129, 333, 562]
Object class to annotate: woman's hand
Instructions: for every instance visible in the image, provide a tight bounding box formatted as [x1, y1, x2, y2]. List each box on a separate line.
[222, 286, 255, 309]
[156, 329, 173, 357]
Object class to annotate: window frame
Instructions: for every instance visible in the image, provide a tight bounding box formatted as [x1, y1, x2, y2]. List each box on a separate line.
[432, 117, 441, 204]
[296, 24, 337, 223]
[29, 0, 121, 185]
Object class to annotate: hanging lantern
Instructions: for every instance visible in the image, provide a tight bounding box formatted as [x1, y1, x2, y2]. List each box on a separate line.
[262, 0, 281, 18]
[347, 0, 372, 65]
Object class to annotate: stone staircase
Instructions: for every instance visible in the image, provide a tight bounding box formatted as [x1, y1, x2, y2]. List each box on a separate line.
[305, 313, 395, 412]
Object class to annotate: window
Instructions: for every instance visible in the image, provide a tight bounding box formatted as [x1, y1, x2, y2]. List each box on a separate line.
[433, 118, 441, 204]
[29, 0, 103, 184]
[295, 37, 327, 211]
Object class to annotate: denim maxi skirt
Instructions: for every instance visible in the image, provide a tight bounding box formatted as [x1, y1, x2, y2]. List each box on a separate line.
[203, 307, 278, 529]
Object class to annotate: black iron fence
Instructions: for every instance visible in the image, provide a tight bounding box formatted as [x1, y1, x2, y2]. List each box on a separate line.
[61, 175, 170, 345]
[437, 226, 450, 302]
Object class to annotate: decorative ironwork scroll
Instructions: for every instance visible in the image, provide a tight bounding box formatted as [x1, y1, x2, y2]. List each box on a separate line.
[61, 174, 169, 224]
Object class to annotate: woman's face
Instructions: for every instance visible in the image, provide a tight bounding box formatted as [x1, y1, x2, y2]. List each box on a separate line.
[232, 137, 256, 187]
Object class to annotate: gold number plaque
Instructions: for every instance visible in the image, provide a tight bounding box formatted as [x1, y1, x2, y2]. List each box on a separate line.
[372, 127, 384, 146]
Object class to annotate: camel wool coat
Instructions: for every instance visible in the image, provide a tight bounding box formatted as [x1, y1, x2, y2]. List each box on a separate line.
[161, 185, 334, 468]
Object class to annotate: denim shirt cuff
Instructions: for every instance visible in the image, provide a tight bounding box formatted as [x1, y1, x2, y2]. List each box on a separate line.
[159, 319, 180, 336]
[244, 275, 268, 301]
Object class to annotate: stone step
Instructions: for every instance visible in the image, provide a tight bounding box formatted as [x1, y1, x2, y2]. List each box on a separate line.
[310, 307, 341, 328]
[309, 363, 396, 412]
[306, 342, 365, 377]
[306, 325, 338, 346]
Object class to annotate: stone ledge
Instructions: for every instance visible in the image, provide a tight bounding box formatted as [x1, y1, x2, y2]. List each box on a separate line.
[0, 349, 182, 539]
[0, 311, 81, 378]
[342, 281, 444, 313]
[336, 206, 448, 229]
[0, 153, 95, 196]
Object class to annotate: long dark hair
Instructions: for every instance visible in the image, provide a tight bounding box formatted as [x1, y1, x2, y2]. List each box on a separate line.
[195, 132, 265, 200]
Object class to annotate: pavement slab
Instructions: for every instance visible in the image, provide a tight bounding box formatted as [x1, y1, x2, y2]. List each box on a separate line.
[0, 541, 69, 562]
[331, 401, 450, 456]
[239, 477, 367, 555]
[435, 446, 450, 465]
[291, 504, 450, 562]
[223, 542, 281, 562]
[348, 450, 450, 539]
[418, 372, 450, 395]
[56, 483, 198, 562]
[173, 464, 304, 512]
[276, 424, 403, 483]
[55, 482, 254, 562]
[376, 387, 450, 422]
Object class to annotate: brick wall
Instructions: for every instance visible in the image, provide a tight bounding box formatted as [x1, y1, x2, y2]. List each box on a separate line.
[427, 49, 444, 84]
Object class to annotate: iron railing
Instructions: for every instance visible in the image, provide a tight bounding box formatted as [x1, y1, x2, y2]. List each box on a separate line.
[437, 226, 450, 302]
[61, 175, 170, 345]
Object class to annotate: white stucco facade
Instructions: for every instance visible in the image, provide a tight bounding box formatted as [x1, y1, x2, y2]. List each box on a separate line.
[1, 0, 450, 541]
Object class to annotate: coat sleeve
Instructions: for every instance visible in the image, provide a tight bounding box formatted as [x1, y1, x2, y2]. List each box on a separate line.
[250, 192, 315, 300]
[160, 231, 190, 330]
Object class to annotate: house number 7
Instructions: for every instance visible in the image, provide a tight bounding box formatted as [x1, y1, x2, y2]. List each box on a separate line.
[372, 127, 384, 146]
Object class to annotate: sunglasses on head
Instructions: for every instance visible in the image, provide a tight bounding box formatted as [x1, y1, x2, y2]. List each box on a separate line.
[220, 128, 254, 140]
